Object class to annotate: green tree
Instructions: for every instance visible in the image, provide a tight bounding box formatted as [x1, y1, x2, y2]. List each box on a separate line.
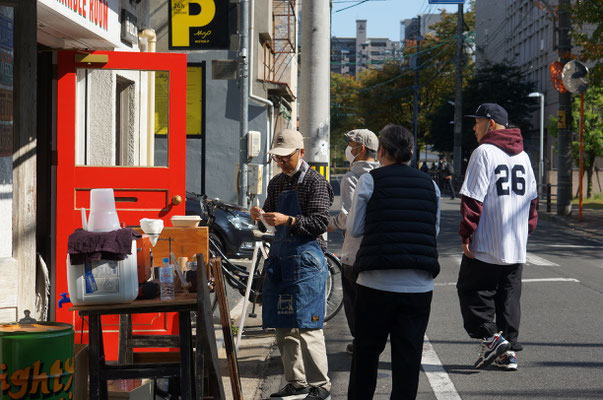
[426, 62, 536, 170]
[330, 72, 363, 168]
[572, 0, 603, 86]
[571, 86, 603, 197]
[329, 2, 476, 164]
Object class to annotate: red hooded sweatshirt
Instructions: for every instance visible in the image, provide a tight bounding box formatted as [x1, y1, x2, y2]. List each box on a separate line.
[459, 128, 538, 244]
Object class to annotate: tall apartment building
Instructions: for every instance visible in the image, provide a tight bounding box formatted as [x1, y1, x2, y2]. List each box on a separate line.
[400, 13, 443, 45]
[331, 20, 400, 76]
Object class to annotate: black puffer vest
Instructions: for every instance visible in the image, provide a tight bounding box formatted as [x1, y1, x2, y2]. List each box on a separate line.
[354, 164, 440, 278]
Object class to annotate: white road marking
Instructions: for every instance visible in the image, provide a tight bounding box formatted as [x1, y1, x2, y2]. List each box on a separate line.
[536, 244, 602, 249]
[422, 336, 462, 400]
[525, 253, 560, 266]
[443, 253, 560, 267]
[522, 278, 580, 283]
[435, 277, 580, 286]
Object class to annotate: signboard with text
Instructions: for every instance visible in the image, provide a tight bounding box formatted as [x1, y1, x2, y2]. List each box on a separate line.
[169, 0, 230, 50]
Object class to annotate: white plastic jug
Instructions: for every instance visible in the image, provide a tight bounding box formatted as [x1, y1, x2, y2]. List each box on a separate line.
[66, 240, 138, 306]
[88, 188, 120, 232]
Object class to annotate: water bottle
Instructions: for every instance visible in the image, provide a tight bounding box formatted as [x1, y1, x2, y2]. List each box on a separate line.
[159, 257, 175, 300]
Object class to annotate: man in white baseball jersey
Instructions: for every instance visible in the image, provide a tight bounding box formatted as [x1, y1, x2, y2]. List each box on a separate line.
[457, 103, 538, 371]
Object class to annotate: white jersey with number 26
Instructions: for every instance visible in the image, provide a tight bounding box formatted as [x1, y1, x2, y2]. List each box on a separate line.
[460, 143, 537, 265]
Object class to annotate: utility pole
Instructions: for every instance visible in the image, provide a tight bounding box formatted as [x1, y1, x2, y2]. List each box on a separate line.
[238, 0, 249, 208]
[411, 15, 421, 168]
[452, 3, 463, 177]
[556, 0, 572, 216]
[300, 0, 331, 179]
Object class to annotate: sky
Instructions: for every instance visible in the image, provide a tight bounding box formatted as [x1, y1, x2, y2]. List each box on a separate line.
[331, 0, 466, 41]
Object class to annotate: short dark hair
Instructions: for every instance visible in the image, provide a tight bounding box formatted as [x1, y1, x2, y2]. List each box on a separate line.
[366, 148, 378, 159]
[378, 124, 413, 163]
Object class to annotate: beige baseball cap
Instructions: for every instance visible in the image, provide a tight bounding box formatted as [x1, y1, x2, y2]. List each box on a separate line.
[268, 129, 304, 156]
[344, 129, 379, 151]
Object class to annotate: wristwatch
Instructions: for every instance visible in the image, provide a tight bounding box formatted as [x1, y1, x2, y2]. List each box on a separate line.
[287, 216, 293, 226]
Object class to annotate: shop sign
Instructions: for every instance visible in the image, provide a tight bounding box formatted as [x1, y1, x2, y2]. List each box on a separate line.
[38, 0, 122, 48]
[121, 9, 138, 45]
[169, 0, 230, 50]
[50, 0, 110, 30]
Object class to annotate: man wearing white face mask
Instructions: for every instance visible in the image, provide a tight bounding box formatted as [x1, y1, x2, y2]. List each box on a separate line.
[328, 129, 379, 356]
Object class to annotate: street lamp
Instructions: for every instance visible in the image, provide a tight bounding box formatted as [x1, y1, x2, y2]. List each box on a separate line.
[529, 92, 545, 198]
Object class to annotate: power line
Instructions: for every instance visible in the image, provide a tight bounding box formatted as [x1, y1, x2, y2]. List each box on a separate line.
[334, 0, 371, 13]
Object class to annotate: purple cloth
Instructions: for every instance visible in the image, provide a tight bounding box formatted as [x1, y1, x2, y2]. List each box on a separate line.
[68, 228, 142, 265]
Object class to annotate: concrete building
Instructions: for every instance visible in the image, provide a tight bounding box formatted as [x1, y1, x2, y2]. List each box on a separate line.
[400, 13, 443, 45]
[474, 0, 598, 192]
[151, 0, 298, 205]
[331, 19, 400, 76]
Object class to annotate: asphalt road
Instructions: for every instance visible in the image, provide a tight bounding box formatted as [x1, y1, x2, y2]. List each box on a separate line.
[262, 197, 603, 399]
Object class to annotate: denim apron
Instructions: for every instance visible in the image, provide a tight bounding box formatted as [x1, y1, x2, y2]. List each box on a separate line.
[262, 164, 328, 329]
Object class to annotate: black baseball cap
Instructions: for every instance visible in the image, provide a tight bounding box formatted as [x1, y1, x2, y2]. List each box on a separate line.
[465, 103, 508, 127]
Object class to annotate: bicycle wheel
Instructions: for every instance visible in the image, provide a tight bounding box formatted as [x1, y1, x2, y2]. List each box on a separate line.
[324, 252, 344, 322]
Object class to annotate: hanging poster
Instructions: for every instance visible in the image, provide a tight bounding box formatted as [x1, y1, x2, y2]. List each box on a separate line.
[169, 0, 230, 50]
[186, 66, 203, 136]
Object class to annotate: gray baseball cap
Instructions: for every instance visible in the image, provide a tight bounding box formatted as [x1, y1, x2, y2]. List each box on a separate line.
[269, 129, 304, 156]
[344, 129, 379, 151]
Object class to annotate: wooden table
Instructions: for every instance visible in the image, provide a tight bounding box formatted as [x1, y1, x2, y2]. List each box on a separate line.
[72, 294, 197, 400]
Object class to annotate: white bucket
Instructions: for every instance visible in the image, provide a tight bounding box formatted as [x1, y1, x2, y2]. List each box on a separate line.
[66, 240, 138, 306]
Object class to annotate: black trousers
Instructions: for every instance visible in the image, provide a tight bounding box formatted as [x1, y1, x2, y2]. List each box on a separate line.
[341, 263, 358, 338]
[456, 255, 523, 350]
[348, 285, 432, 400]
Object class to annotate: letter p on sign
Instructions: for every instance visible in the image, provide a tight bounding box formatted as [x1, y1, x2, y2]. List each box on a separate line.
[171, 0, 216, 47]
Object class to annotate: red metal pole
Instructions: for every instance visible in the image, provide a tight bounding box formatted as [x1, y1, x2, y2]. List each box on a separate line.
[579, 93, 584, 221]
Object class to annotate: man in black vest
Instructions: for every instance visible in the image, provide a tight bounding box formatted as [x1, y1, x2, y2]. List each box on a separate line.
[346, 124, 441, 400]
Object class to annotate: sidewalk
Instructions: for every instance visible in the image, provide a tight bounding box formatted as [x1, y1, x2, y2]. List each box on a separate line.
[540, 204, 603, 241]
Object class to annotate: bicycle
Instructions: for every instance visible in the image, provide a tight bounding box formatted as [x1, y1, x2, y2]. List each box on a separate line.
[190, 193, 344, 322]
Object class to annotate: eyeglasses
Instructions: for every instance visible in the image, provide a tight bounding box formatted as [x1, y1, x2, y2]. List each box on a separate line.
[271, 149, 298, 163]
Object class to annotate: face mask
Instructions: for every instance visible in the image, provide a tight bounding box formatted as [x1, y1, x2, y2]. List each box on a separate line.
[345, 145, 359, 164]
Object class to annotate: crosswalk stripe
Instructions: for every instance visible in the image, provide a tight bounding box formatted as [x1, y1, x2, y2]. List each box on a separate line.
[525, 253, 560, 266]
[422, 336, 462, 400]
[443, 253, 559, 267]
[435, 277, 579, 286]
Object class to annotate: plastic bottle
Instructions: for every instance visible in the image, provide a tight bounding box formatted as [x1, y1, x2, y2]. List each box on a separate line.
[159, 257, 175, 300]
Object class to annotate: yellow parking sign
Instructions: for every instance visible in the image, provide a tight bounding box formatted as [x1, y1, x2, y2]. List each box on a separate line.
[169, 0, 230, 49]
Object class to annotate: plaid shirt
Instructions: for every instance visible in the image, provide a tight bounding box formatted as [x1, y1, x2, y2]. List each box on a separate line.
[263, 162, 334, 251]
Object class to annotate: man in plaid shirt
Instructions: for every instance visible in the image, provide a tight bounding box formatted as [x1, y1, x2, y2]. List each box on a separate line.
[251, 129, 333, 400]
